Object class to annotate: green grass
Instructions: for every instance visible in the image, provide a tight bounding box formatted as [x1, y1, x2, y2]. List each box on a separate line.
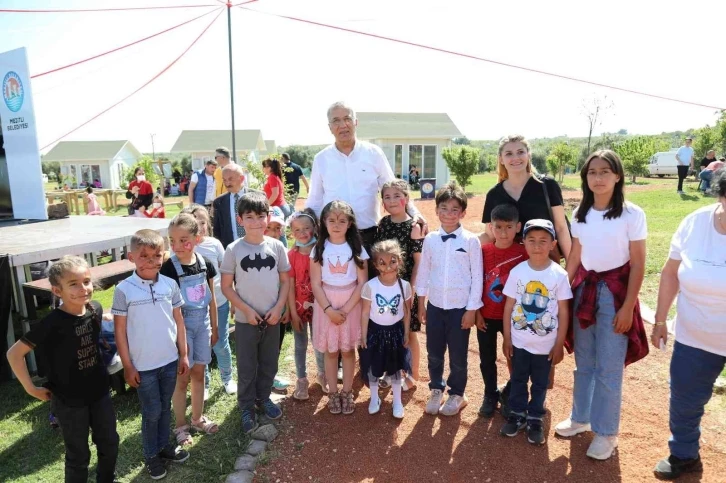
[1, 286, 296, 483]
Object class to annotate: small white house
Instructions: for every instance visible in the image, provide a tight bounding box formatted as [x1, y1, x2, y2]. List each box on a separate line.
[170, 130, 267, 171]
[356, 112, 463, 188]
[42, 140, 142, 189]
[262, 139, 277, 157]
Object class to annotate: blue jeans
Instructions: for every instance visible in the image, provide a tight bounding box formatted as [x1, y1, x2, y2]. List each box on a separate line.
[426, 303, 471, 396]
[570, 282, 628, 436]
[293, 322, 325, 379]
[137, 359, 178, 460]
[206, 301, 234, 386]
[669, 341, 725, 459]
[509, 347, 552, 420]
[699, 169, 713, 192]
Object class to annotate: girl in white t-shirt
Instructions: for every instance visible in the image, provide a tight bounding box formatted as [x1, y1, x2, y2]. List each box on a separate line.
[555, 150, 648, 461]
[360, 239, 412, 419]
[310, 201, 369, 415]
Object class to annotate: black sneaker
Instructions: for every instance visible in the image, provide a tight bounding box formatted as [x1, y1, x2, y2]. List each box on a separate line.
[500, 414, 526, 437]
[146, 455, 167, 480]
[499, 382, 511, 419]
[527, 420, 545, 445]
[159, 445, 190, 464]
[478, 391, 499, 418]
[654, 455, 703, 480]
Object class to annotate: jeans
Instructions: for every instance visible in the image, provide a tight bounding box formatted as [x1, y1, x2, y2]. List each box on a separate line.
[508, 347, 552, 420]
[137, 359, 178, 460]
[206, 301, 233, 386]
[476, 318, 504, 398]
[53, 393, 119, 483]
[669, 341, 726, 459]
[699, 169, 713, 192]
[426, 303, 471, 396]
[677, 165, 689, 191]
[236, 322, 280, 410]
[294, 322, 326, 379]
[570, 282, 628, 436]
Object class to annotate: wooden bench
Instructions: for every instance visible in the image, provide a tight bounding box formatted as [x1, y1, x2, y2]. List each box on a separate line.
[22, 259, 135, 320]
[165, 200, 184, 210]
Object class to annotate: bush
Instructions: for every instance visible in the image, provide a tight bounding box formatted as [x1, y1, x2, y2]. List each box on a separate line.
[442, 146, 479, 192]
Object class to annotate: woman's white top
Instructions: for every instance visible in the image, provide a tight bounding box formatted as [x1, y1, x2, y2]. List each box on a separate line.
[311, 240, 369, 286]
[195, 237, 226, 305]
[669, 204, 726, 357]
[571, 201, 647, 273]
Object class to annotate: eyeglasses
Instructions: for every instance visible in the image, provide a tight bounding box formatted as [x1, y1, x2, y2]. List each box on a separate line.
[328, 116, 355, 127]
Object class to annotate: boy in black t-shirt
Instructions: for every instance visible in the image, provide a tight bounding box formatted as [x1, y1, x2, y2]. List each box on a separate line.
[6, 256, 119, 483]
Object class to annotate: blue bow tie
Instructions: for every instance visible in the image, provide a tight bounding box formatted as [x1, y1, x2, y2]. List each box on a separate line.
[441, 233, 457, 242]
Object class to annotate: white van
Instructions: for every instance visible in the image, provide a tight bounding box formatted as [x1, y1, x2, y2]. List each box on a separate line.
[647, 149, 679, 177]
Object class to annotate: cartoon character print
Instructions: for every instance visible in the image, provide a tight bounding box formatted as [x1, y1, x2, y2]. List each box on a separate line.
[485, 267, 504, 304]
[376, 293, 401, 316]
[511, 280, 557, 336]
[185, 284, 206, 303]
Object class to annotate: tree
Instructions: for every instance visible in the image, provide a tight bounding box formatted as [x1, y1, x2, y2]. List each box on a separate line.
[547, 142, 578, 183]
[180, 155, 192, 175]
[41, 161, 60, 180]
[442, 146, 479, 192]
[716, 110, 726, 156]
[531, 152, 548, 174]
[477, 151, 496, 173]
[452, 136, 471, 145]
[581, 94, 614, 168]
[617, 129, 628, 135]
[692, 125, 718, 161]
[614, 136, 662, 183]
[126, 156, 160, 188]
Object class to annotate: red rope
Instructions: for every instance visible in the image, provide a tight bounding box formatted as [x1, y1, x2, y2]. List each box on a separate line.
[31, 9, 219, 79]
[40, 8, 224, 151]
[1, 5, 218, 13]
[239, 7, 725, 111]
[232, 0, 258, 6]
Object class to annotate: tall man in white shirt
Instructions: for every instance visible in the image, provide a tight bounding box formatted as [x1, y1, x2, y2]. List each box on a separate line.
[306, 102, 425, 277]
[416, 182, 483, 417]
[675, 137, 694, 195]
[189, 159, 218, 209]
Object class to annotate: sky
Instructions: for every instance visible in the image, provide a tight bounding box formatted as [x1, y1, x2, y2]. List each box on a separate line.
[2, 0, 725, 154]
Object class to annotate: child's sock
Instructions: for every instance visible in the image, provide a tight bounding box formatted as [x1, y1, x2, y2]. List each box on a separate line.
[369, 379, 380, 405]
[392, 378, 402, 406]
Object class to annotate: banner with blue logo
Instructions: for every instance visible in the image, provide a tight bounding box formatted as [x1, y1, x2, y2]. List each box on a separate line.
[0, 47, 46, 220]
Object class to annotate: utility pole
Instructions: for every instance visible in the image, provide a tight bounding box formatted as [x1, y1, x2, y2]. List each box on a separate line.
[151, 133, 162, 193]
[226, 2, 237, 162]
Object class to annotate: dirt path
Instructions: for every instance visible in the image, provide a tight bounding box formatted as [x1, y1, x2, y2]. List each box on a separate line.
[265, 196, 726, 483]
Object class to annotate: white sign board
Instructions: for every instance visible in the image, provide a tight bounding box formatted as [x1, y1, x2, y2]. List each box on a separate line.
[0, 47, 47, 220]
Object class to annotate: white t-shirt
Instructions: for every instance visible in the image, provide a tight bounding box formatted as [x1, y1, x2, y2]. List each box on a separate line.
[191, 172, 216, 204]
[571, 201, 648, 273]
[195, 236, 226, 305]
[669, 204, 726, 357]
[361, 277, 412, 326]
[503, 260, 573, 355]
[311, 240, 370, 286]
[676, 146, 694, 166]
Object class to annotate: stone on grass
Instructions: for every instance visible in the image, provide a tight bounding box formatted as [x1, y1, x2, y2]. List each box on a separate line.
[246, 439, 267, 456]
[715, 377, 726, 395]
[234, 454, 257, 471]
[252, 423, 279, 442]
[225, 470, 254, 483]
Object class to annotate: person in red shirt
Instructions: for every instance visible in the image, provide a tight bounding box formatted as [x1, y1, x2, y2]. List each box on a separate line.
[126, 167, 154, 216]
[262, 158, 289, 216]
[476, 203, 528, 418]
[143, 194, 166, 219]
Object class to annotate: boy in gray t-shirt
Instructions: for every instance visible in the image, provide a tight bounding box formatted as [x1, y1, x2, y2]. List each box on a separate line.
[220, 192, 290, 434]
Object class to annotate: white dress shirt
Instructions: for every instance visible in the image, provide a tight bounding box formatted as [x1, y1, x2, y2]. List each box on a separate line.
[306, 140, 419, 229]
[415, 225, 484, 311]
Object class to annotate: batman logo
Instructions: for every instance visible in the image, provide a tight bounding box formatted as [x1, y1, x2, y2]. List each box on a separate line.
[240, 253, 276, 272]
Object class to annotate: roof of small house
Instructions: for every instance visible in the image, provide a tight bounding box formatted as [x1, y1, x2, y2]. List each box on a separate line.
[43, 140, 140, 161]
[355, 112, 462, 139]
[170, 130, 266, 153]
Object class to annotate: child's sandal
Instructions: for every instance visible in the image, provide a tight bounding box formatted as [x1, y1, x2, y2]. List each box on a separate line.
[174, 425, 193, 445]
[341, 390, 355, 415]
[191, 416, 219, 434]
[328, 391, 342, 415]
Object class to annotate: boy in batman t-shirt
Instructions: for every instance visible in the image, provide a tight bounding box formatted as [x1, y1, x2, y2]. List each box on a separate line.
[220, 191, 291, 433]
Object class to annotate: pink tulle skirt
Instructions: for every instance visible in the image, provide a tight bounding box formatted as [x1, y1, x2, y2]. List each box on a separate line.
[312, 281, 361, 353]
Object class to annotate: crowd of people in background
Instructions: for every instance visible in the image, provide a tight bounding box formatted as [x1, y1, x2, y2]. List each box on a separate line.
[6, 101, 725, 482]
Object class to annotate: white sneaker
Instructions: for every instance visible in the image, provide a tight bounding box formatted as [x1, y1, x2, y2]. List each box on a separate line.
[203, 388, 210, 401]
[224, 380, 237, 395]
[316, 374, 329, 394]
[425, 389, 445, 415]
[439, 394, 468, 416]
[368, 397, 381, 415]
[554, 418, 591, 437]
[586, 435, 618, 460]
[392, 402, 404, 419]
[401, 375, 417, 392]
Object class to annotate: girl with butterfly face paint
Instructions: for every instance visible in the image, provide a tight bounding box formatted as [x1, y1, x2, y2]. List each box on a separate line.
[359, 239, 412, 419]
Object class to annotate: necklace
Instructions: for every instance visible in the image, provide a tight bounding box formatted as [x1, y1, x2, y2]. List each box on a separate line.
[717, 205, 726, 232]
